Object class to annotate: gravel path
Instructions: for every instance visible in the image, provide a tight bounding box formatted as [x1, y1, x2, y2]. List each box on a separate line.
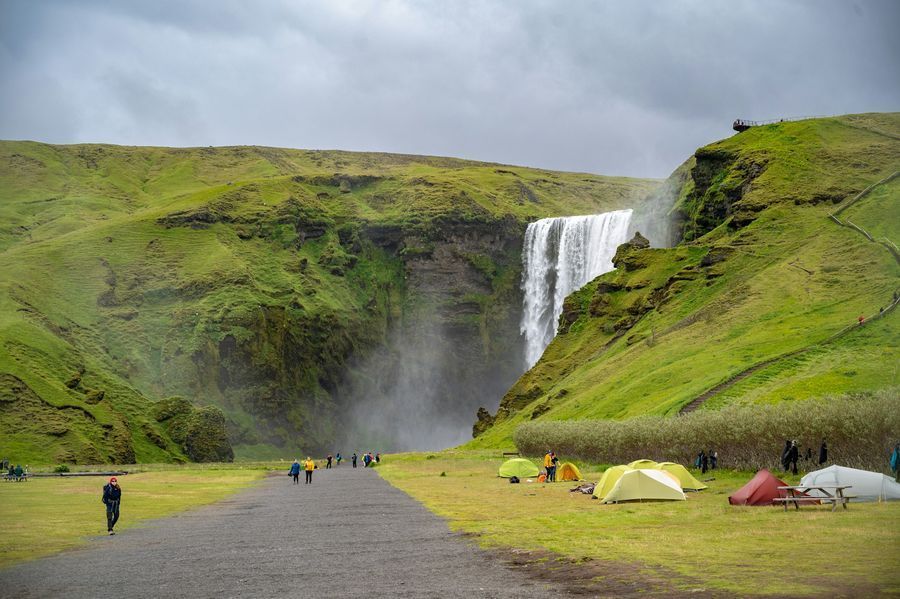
[3, 466, 561, 598]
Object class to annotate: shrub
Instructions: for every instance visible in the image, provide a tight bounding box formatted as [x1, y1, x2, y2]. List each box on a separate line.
[53, 464, 70, 473]
[514, 390, 899, 472]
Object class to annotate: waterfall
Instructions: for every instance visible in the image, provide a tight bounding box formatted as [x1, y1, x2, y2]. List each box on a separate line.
[520, 209, 633, 369]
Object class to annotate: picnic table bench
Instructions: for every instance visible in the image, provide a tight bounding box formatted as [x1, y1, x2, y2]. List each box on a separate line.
[775, 485, 853, 512]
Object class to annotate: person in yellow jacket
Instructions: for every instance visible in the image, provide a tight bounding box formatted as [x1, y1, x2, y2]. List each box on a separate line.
[543, 451, 555, 483]
[304, 457, 315, 484]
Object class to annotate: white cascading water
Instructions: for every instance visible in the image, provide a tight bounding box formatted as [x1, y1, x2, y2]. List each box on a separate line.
[520, 209, 633, 369]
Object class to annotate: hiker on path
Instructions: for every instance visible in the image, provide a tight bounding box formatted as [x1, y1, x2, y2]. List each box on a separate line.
[102, 477, 122, 535]
[289, 459, 301, 484]
[543, 451, 555, 482]
[326, 455, 333, 469]
[304, 457, 315, 484]
[336, 453, 342, 466]
[786, 441, 800, 475]
[819, 439, 828, 465]
[351, 453, 358, 468]
[890, 443, 900, 482]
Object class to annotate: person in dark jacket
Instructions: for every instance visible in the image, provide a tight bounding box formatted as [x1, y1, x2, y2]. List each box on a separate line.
[102, 477, 122, 535]
[786, 441, 800, 475]
[709, 450, 717, 470]
[351, 453, 358, 468]
[289, 459, 301, 484]
[326, 455, 333, 469]
[819, 439, 828, 465]
[780, 440, 791, 471]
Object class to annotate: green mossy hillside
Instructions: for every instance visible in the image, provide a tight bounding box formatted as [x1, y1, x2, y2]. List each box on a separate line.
[0, 142, 655, 463]
[472, 113, 900, 447]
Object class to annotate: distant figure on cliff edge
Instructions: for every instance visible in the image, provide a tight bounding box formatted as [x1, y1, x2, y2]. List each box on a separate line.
[289, 459, 301, 484]
[890, 443, 900, 482]
[102, 477, 122, 535]
[304, 457, 315, 484]
[336, 453, 342, 466]
[351, 453, 358, 468]
[819, 439, 828, 465]
[326, 455, 333, 469]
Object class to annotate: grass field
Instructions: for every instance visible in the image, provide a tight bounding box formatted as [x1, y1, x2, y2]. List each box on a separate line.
[377, 451, 900, 597]
[0, 469, 264, 568]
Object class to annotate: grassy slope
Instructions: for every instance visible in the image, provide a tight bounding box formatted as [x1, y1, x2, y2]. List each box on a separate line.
[473, 113, 899, 447]
[0, 469, 263, 567]
[378, 452, 899, 596]
[0, 142, 656, 463]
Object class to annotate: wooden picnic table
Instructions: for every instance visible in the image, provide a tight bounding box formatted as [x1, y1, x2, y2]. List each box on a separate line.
[775, 485, 853, 512]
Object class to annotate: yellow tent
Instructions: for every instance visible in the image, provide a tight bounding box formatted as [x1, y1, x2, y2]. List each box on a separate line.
[557, 462, 582, 481]
[601, 469, 686, 504]
[627, 459, 659, 469]
[656, 462, 708, 491]
[592, 465, 633, 500]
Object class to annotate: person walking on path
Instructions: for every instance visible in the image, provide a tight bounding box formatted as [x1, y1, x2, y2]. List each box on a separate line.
[102, 477, 122, 535]
[543, 451, 555, 483]
[289, 459, 301, 484]
[326, 455, 333, 469]
[819, 439, 828, 465]
[890, 443, 900, 482]
[375, 452, 380, 464]
[336, 453, 342, 466]
[351, 453, 357, 468]
[304, 457, 315, 484]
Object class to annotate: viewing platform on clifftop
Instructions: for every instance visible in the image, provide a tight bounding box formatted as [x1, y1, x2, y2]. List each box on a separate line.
[733, 115, 833, 132]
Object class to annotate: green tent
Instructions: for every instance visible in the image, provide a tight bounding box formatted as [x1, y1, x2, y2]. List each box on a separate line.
[601, 469, 686, 504]
[627, 459, 659, 469]
[498, 458, 540, 478]
[592, 465, 633, 500]
[656, 462, 707, 491]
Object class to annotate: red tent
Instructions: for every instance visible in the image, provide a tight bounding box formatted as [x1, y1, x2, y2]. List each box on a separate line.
[728, 469, 789, 506]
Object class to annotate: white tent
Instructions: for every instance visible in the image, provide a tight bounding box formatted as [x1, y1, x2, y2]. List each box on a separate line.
[601, 468, 686, 504]
[800, 465, 900, 502]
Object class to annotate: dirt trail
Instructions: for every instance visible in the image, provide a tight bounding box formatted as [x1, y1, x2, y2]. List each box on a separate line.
[2, 467, 563, 598]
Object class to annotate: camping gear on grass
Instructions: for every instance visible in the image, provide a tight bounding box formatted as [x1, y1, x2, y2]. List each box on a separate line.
[656, 462, 708, 491]
[627, 459, 659, 470]
[557, 462, 582, 481]
[571, 483, 595, 494]
[728, 469, 789, 506]
[601, 468, 686, 503]
[800, 465, 900, 502]
[498, 458, 540, 479]
[592, 465, 633, 501]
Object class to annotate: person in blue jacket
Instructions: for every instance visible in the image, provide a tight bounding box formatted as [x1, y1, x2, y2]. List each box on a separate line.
[890, 443, 900, 482]
[289, 459, 301, 484]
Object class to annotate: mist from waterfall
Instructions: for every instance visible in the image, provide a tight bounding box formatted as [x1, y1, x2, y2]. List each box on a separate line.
[520, 209, 633, 369]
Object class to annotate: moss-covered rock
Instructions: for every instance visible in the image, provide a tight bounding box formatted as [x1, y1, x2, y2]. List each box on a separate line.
[184, 406, 234, 462]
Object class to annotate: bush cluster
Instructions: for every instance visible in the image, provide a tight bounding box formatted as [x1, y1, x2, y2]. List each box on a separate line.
[514, 390, 899, 472]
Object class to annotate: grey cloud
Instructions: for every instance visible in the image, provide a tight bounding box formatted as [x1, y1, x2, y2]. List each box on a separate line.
[0, 0, 897, 177]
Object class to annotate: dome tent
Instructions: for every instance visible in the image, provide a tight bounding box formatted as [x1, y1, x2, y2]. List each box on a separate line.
[498, 458, 540, 479]
[729, 469, 789, 506]
[601, 469, 686, 504]
[557, 462, 583, 481]
[627, 459, 659, 470]
[592, 465, 633, 500]
[656, 462, 708, 491]
[801, 465, 900, 502]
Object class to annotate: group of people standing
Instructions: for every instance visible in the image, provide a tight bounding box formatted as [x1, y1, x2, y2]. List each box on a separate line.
[695, 450, 719, 474]
[288, 451, 382, 484]
[781, 439, 828, 475]
[543, 451, 560, 482]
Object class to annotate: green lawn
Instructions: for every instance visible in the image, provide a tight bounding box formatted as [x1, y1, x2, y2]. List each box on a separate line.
[378, 451, 900, 597]
[0, 469, 263, 568]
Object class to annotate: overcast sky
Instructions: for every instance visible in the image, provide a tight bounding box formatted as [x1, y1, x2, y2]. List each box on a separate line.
[1, 1, 897, 178]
